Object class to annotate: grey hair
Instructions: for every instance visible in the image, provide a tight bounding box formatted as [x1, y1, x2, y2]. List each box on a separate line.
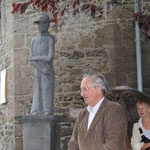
[82, 74, 108, 96]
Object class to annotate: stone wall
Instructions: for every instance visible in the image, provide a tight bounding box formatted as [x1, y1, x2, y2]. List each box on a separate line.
[0, 0, 16, 149]
[0, 0, 150, 150]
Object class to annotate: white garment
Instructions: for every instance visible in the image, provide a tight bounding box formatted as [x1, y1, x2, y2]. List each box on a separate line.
[87, 97, 104, 130]
[131, 119, 145, 150]
[139, 118, 150, 139]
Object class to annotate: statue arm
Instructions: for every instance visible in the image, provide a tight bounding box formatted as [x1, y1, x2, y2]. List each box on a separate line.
[29, 39, 50, 74]
[30, 60, 50, 75]
[29, 36, 55, 63]
[47, 36, 55, 62]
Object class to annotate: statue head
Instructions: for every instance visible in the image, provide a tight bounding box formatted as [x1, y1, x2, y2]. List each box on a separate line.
[34, 15, 51, 33]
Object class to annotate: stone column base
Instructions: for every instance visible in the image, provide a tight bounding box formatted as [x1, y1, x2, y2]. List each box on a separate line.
[15, 115, 66, 150]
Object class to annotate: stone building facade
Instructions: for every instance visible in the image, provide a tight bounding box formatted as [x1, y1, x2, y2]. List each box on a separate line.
[0, 0, 150, 150]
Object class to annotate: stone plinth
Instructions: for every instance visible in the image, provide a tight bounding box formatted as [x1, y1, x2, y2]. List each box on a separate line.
[15, 115, 67, 150]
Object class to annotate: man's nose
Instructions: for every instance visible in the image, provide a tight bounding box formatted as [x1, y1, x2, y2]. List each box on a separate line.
[81, 90, 84, 97]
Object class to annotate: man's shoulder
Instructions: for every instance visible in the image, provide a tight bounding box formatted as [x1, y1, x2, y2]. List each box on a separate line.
[76, 107, 87, 119]
[78, 107, 87, 115]
[103, 98, 125, 114]
[103, 99, 127, 124]
[104, 98, 122, 108]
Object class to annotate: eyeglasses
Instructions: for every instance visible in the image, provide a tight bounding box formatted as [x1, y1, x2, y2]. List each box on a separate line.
[80, 86, 95, 93]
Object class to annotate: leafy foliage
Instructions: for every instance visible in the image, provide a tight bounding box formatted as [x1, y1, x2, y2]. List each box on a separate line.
[11, 0, 150, 40]
[134, 12, 150, 40]
[12, 0, 104, 24]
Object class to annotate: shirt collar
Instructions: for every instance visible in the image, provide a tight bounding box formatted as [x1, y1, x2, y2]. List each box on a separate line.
[87, 97, 104, 113]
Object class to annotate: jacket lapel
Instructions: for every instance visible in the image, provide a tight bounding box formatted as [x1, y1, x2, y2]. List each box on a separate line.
[80, 109, 89, 137]
[85, 98, 108, 139]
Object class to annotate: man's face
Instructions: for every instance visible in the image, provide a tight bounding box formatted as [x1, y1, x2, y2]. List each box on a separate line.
[80, 77, 101, 107]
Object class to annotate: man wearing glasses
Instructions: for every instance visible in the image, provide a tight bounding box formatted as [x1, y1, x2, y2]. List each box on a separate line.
[68, 74, 127, 150]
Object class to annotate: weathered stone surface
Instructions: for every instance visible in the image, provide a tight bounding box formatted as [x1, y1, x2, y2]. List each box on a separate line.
[69, 51, 84, 59]
[14, 49, 29, 65]
[86, 49, 106, 57]
[93, 62, 109, 72]
[94, 24, 122, 47]
[14, 34, 25, 48]
[78, 38, 92, 49]
[106, 4, 134, 20]
[15, 137, 23, 150]
[69, 68, 83, 75]
[14, 18, 30, 33]
[15, 78, 31, 95]
[64, 95, 73, 101]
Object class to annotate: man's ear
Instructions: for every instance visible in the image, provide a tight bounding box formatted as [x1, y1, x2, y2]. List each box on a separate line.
[97, 86, 102, 93]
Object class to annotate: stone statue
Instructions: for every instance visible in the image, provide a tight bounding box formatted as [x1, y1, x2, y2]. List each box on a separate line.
[29, 15, 55, 115]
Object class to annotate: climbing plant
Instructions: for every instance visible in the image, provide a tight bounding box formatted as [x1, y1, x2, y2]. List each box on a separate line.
[12, 0, 104, 24]
[11, 0, 150, 39]
[134, 12, 150, 40]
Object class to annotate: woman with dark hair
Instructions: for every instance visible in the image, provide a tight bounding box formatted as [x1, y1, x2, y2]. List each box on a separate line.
[131, 99, 150, 150]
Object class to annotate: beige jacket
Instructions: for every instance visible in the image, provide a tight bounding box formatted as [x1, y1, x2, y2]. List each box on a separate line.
[68, 98, 127, 150]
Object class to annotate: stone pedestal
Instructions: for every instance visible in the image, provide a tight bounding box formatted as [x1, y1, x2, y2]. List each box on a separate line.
[15, 115, 66, 150]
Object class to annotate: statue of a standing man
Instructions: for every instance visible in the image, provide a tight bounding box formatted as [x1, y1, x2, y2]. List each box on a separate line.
[29, 15, 55, 115]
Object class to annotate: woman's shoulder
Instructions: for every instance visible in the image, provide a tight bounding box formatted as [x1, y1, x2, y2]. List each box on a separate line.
[133, 120, 140, 129]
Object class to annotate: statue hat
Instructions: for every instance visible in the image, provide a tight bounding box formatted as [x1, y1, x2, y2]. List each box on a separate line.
[34, 15, 51, 24]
